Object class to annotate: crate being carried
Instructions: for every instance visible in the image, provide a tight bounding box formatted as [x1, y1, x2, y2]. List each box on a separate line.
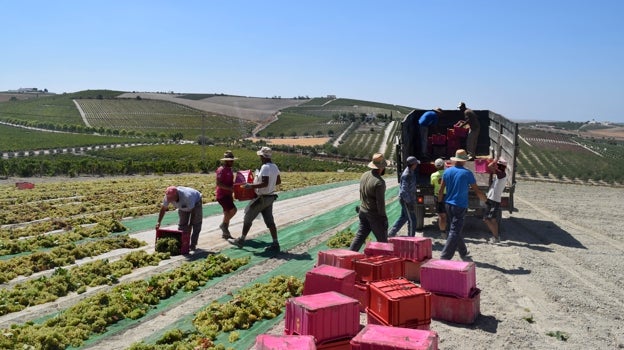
[155, 229, 190, 255]
[233, 169, 257, 201]
[303, 264, 356, 298]
[284, 291, 360, 345]
[350, 324, 439, 350]
[420, 259, 476, 298]
[367, 278, 431, 330]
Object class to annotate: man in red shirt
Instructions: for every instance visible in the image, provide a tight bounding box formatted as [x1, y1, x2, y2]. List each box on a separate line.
[215, 150, 237, 239]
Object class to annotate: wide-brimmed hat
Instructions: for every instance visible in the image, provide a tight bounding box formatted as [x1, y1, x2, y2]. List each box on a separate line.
[220, 150, 237, 161]
[450, 149, 469, 162]
[497, 158, 508, 166]
[406, 156, 420, 166]
[165, 186, 178, 201]
[256, 146, 272, 158]
[368, 153, 389, 169]
[434, 107, 443, 114]
[457, 102, 466, 109]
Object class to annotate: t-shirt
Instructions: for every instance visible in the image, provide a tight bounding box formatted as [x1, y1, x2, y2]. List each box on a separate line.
[215, 165, 234, 199]
[418, 111, 438, 127]
[443, 165, 476, 208]
[254, 162, 280, 196]
[430, 169, 446, 196]
[163, 186, 202, 212]
[487, 169, 507, 202]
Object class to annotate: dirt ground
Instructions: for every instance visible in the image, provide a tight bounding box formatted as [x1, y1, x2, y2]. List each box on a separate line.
[1, 178, 623, 349]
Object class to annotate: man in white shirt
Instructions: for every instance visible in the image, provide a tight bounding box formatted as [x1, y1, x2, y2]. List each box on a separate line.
[156, 186, 203, 250]
[230, 147, 282, 252]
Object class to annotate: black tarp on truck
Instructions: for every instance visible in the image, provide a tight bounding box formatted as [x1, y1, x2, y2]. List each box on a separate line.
[395, 108, 519, 230]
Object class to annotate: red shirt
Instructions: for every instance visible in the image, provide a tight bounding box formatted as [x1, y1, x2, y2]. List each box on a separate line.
[215, 166, 234, 199]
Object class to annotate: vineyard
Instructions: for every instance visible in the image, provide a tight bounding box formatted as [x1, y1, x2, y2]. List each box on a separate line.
[517, 128, 624, 185]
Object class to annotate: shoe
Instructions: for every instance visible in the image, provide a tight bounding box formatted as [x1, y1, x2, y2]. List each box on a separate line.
[219, 223, 232, 239]
[228, 237, 244, 248]
[264, 243, 280, 252]
[460, 250, 471, 261]
[221, 232, 233, 239]
[491, 237, 501, 244]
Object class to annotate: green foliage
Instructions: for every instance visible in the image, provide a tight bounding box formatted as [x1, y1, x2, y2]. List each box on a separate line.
[546, 330, 569, 341]
[155, 236, 182, 256]
[327, 228, 357, 248]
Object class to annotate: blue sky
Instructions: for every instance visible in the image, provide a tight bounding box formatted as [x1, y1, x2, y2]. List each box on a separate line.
[2, 1, 623, 123]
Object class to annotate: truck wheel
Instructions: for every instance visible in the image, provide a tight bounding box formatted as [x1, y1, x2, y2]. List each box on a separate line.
[416, 206, 425, 230]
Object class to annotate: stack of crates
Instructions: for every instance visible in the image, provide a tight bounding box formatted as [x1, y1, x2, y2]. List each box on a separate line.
[303, 264, 356, 299]
[353, 255, 405, 312]
[284, 291, 359, 349]
[419, 259, 480, 324]
[366, 278, 432, 330]
[389, 237, 432, 282]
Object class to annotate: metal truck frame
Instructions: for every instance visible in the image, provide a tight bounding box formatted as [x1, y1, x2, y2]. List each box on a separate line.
[395, 108, 519, 230]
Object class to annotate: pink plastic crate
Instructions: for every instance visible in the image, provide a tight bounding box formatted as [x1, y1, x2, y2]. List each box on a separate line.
[284, 291, 360, 344]
[431, 288, 481, 324]
[364, 242, 394, 257]
[303, 264, 356, 298]
[420, 259, 476, 298]
[474, 158, 488, 173]
[255, 334, 316, 350]
[368, 278, 431, 328]
[389, 237, 432, 262]
[353, 255, 404, 283]
[350, 324, 439, 350]
[317, 249, 366, 270]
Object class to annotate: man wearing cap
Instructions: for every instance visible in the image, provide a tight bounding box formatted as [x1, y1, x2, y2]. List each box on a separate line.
[388, 156, 420, 237]
[430, 158, 447, 237]
[457, 102, 480, 160]
[230, 146, 282, 252]
[156, 186, 203, 251]
[484, 157, 508, 243]
[215, 150, 238, 239]
[349, 153, 390, 251]
[417, 108, 443, 160]
[437, 149, 487, 260]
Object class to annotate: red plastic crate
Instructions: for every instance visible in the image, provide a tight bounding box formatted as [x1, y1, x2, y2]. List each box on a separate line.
[155, 229, 190, 255]
[420, 259, 476, 298]
[350, 324, 438, 350]
[417, 162, 436, 176]
[233, 170, 257, 201]
[353, 255, 404, 283]
[303, 264, 356, 298]
[474, 158, 488, 173]
[454, 124, 468, 137]
[255, 334, 316, 349]
[15, 181, 35, 190]
[317, 249, 366, 270]
[389, 237, 432, 262]
[368, 278, 431, 328]
[365, 308, 430, 330]
[431, 133, 446, 145]
[364, 242, 394, 257]
[404, 259, 428, 282]
[284, 291, 360, 344]
[431, 288, 481, 324]
[354, 281, 369, 312]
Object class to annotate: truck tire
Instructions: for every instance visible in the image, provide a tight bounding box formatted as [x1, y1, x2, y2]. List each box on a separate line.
[416, 206, 425, 230]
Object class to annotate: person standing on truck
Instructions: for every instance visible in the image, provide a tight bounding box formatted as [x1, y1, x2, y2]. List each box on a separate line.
[417, 108, 443, 160]
[349, 153, 389, 251]
[456, 102, 480, 160]
[388, 156, 420, 237]
[230, 147, 282, 252]
[483, 158, 508, 243]
[437, 149, 487, 260]
[215, 150, 237, 240]
[430, 158, 447, 238]
[156, 186, 203, 251]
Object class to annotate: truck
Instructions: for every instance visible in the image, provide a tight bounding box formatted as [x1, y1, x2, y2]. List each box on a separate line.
[395, 108, 519, 230]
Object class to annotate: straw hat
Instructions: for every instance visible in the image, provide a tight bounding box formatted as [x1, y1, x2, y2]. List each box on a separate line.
[256, 146, 272, 158]
[450, 149, 469, 162]
[220, 150, 237, 161]
[368, 153, 389, 169]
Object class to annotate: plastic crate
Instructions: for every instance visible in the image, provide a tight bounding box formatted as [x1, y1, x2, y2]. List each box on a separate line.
[233, 170, 257, 201]
[431, 288, 481, 324]
[364, 242, 394, 257]
[420, 259, 476, 298]
[389, 237, 432, 262]
[155, 229, 190, 255]
[354, 281, 369, 312]
[353, 255, 404, 283]
[350, 324, 438, 350]
[365, 308, 430, 330]
[474, 158, 488, 173]
[404, 259, 429, 282]
[255, 334, 316, 349]
[317, 249, 366, 270]
[15, 182, 35, 190]
[284, 291, 360, 344]
[303, 264, 356, 298]
[368, 278, 431, 328]
[316, 337, 351, 349]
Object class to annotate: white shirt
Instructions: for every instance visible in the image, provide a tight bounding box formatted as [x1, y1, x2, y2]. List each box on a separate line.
[487, 171, 507, 203]
[254, 162, 280, 196]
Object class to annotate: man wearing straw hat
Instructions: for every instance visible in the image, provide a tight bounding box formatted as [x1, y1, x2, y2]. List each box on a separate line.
[437, 149, 486, 260]
[215, 150, 238, 239]
[349, 153, 390, 251]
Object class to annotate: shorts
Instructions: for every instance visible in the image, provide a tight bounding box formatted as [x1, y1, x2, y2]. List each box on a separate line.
[434, 196, 445, 213]
[484, 199, 501, 219]
[217, 195, 236, 211]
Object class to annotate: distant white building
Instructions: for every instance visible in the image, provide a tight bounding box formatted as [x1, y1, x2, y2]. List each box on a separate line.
[17, 88, 38, 93]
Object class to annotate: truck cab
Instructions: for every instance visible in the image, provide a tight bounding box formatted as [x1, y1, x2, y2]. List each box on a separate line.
[395, 108, 518, 230]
